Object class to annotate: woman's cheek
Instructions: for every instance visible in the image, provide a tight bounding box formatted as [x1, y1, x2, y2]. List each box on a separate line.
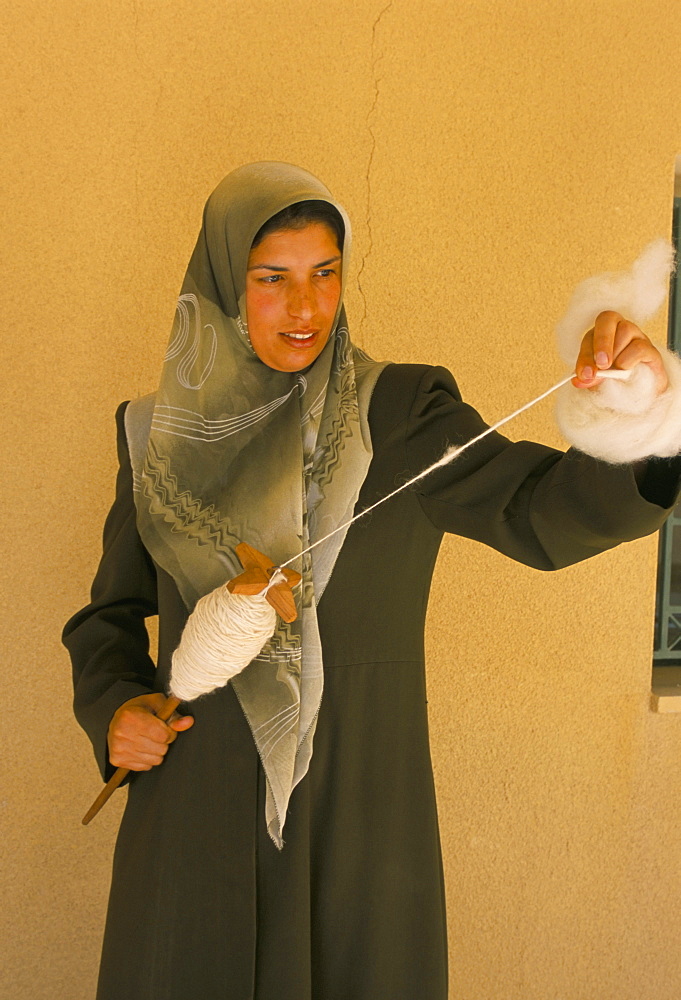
[247, 288, 281, 329]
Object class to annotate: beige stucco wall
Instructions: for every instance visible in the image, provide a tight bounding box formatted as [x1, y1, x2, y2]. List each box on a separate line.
[3, 1, 681, 997]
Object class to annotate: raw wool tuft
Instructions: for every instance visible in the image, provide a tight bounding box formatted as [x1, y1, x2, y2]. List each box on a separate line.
[554, 238, 681, 463]
[556, 350, 681, 462]
[555, 238, 675, 364]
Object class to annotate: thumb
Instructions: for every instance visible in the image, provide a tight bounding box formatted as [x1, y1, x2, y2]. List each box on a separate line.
[168, 714, 195, 732]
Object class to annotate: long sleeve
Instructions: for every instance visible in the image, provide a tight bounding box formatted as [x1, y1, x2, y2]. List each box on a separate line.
[63, 402, 158, 780]
[400, 365, 681, 570]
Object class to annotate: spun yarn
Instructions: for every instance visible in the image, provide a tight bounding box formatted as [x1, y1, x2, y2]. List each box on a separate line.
[170, 585, 277, 701]
[170, 239, 679, 702]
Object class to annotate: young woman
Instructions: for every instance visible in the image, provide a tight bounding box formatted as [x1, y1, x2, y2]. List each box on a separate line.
[64, 161, 681, 1000]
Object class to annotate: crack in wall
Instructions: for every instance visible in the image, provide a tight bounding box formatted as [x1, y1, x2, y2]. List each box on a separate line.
[357, 0, 393, 343]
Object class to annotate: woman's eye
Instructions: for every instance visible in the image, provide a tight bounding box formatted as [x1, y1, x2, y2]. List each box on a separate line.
[260, 274, 283, 284]
[315, 269, 335, 278]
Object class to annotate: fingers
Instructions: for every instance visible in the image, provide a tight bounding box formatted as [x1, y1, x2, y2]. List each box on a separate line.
[573, 311, 668, 394]
[574, 329, 597, 383]
[107, 695, 193, 771]
[592, 310, 632, 371]
[109, 731, 171, 771]
[575, 311, 633, 379]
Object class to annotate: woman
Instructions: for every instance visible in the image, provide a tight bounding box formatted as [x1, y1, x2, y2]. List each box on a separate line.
[64, 162, 681, 1000]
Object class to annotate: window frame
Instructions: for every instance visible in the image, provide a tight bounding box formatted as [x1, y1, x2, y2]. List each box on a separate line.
[653, 195, 681, 665]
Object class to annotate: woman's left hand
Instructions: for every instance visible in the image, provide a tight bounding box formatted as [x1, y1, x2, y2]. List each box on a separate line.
[572, 310, 669, 395]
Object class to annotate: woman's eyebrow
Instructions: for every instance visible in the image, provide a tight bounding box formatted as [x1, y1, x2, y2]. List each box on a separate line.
[247, 255, 342, 272]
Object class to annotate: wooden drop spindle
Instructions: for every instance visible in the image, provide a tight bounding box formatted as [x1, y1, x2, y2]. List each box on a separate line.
[82, 543, 301, 825]
[81, 695, 182, 825]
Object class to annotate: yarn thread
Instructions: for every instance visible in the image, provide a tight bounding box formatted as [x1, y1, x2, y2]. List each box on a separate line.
[169, 367, 634, 700]
[279, 371, 579, 570]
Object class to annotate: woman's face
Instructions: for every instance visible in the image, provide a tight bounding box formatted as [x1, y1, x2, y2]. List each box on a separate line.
[245, 222, 342, 372]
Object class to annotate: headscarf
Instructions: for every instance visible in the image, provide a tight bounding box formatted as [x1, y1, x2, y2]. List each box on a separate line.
[126, 162, 387, 847]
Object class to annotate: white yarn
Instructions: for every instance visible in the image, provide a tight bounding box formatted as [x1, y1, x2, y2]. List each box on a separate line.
[169, 241, 680, 704]
[170, 586, 277, 701]
[279, 373, 577, 570]
[171, 376, 582, 704]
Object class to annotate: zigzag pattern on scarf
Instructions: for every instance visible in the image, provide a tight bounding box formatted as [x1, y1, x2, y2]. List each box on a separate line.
[313, 372, 359, 490]
[254, 619, 302, 664]
[142, 440, 243, 558]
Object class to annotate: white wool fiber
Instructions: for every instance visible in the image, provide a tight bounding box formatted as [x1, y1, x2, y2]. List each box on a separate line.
[556, 350, 681, 462]
[554, 237, 681, 462]
[555, 238, 675, 364]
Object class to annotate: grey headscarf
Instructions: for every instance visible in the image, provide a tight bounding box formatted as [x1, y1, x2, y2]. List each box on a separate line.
[126, 162, 387, 846]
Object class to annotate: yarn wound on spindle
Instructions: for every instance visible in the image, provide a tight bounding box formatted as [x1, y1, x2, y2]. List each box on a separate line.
[169, 587, 278, 702]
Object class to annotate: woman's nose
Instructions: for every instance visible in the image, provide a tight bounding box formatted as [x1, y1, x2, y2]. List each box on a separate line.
[288, 283, 315, 321]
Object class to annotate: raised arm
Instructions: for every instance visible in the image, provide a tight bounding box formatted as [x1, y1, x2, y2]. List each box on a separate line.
[404, 356, 681, 571]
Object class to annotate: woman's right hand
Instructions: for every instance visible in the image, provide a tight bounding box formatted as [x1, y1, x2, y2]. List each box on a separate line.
[107, 693, 194, 771]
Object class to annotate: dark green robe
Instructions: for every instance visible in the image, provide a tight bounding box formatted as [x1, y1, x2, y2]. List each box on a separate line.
[63, 364, 680, 1000]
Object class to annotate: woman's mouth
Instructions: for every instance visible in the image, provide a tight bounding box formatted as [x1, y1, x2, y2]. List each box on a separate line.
[280, 329, 319, 347]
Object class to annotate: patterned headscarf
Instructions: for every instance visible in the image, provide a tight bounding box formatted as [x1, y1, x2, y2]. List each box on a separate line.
[126, 162, 387, 846]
